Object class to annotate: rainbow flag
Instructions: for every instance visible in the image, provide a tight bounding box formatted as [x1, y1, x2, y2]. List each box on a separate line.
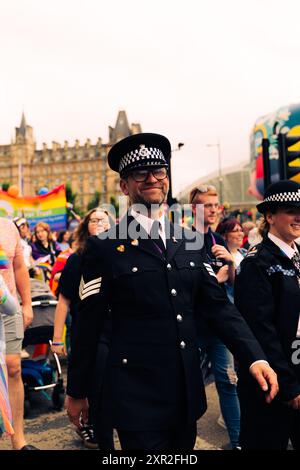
[0, 184, 67, 232]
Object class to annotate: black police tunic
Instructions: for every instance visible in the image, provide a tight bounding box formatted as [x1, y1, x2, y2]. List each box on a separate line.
[67, 216, 266, 431]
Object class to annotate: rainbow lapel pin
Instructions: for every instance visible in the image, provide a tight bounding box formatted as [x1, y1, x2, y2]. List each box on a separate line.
[131, 239, 139, 247]
[117, 245, 125, 252]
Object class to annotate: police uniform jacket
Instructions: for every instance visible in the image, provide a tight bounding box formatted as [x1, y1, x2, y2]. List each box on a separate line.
[234, 236, 300, 402]
[67, 215, 266, 431]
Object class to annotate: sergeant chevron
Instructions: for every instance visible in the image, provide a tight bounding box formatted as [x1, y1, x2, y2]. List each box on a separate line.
[79, 276, 102, 300]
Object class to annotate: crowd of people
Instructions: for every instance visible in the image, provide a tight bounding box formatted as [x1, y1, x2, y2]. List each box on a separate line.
[0, 207, 113, 449]
[0, 131, 299, 451]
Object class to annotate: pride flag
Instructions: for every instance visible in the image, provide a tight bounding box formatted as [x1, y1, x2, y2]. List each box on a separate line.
[0, 184, 67, 232]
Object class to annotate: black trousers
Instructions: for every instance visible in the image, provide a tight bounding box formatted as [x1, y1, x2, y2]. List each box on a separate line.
[117, 422, 197, 451]
[238, 381, 300, 450]
[89, 338, 115, 450]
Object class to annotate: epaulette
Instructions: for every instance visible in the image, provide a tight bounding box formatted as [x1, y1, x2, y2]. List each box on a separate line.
[244, 244, 259, 258]
[236, 244, 260, 275]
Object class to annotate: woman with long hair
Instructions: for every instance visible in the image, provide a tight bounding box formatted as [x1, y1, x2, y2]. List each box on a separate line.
[51, 207, 111, 353]
[75, 208, 111, 255]
[235, 180, 300, 449]
[30, 222, 61, 266]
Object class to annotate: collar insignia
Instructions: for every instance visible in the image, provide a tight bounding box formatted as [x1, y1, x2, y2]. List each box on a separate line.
[246, 246, 257, 257]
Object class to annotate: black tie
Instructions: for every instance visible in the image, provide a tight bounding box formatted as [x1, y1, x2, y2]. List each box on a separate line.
[292, 252, 300, 283]
[150, 220, 166, 255]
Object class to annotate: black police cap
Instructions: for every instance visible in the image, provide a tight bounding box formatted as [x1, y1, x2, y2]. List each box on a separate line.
[108, 133, 171, 176]
[256, 179, 300, 213]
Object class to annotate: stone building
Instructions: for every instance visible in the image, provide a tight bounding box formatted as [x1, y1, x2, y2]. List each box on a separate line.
[0, 110, 141, 209]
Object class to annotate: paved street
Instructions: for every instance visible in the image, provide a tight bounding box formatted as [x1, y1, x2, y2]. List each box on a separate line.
[0, 377, 229, 451]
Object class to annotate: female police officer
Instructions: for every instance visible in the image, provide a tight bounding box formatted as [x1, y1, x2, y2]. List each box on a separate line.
[235, 179, 300, 450]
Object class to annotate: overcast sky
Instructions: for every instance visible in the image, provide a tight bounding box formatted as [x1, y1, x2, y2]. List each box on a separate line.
[1, 0, 300, 195]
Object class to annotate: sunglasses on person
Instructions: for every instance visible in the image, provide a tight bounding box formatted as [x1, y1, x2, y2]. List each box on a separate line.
[125, 167, 168, 182]
[189, 185, 217, 203]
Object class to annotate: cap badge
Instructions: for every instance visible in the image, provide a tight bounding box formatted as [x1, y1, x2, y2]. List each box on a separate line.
[138, 144, 150, 157]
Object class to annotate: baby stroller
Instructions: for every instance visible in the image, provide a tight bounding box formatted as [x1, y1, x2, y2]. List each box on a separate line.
[21, 279, 65, 417]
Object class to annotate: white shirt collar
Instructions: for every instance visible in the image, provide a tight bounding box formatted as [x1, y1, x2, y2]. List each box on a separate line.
[268, 232, 299, 259]
[130, 207, 166, 245]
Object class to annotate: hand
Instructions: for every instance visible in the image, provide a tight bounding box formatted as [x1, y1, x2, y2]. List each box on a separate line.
[65, 395, 89, 428]
[250, 362, 279, 403]
[286, 394, 300, 410]
[216, 264, 229, 283]
[51, 343, 67, 356]
[22, 304, 33, 330]
[211, 244, 234, 264]
[34, 267, 41, 276]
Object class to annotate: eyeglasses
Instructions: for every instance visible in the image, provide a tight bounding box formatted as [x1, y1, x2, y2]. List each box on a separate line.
[190, 185, 217, 203]
[127, 167, 168, 182]
[89, 218, 107, 225]
[229, 228, 243, 233]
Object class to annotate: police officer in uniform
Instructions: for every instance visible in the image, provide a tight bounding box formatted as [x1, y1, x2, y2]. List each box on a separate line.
[235, 180, 300, 449]
[66, 133, 278, 450]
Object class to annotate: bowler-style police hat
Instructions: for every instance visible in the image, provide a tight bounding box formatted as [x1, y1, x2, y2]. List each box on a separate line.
[108, 133, 171, 176]
[256, 180, 300, 214]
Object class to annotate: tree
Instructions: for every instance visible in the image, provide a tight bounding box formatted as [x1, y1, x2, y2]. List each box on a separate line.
[65, 183, 83, 218]
[1, 182, 11, 192]
[87, 191, 101, 211]
[110, 195, 119, 219]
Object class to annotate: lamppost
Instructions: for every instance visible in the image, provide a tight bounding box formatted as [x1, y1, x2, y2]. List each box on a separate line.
[206, 140, 223, 204]
[167, 142, 184, 207]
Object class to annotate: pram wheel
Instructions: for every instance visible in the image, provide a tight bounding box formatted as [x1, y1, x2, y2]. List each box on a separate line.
[52, 381, 65, 411]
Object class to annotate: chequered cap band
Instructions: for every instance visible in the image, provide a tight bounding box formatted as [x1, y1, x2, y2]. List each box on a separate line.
[264, 189, 300, 203]
[119, 146, 166, 173]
